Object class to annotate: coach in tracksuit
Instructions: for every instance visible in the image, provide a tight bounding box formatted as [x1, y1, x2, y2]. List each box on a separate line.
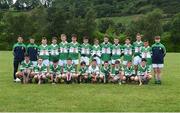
[27, 38, 39, 66]
[152, 36, 166, 84]
[13, 36, 26, 82]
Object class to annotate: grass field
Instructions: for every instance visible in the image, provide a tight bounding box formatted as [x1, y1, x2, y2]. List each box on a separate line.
[0, 51, 180, 112]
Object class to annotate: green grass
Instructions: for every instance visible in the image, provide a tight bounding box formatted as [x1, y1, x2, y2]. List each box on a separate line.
[0, 51, 180, 112]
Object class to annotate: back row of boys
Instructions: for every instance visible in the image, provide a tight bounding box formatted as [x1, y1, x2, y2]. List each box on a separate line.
[13, 33, 166, 84]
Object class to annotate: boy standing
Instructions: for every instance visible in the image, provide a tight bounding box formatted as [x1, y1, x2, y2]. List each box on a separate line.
[39, 37, 50, 66]
[13, 36, 26, 82]
[49, 37, 59, 64]
[101, 35, 112, 64]
[59, 34, 69, 66]
[152, 36, 166, 84]
[80, 36, 91, 66]
[27, 38, 39, 66]
[91, 38, 101, 65]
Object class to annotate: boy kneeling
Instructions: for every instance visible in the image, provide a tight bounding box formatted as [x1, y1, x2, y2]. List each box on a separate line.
[109, 60, 124, 85]
[16, 54, 33, 84]
[78, 61, 89, 83]
[32, 57, 48, 84]
[49, 59, 62, 84]
[88, 59, 100, 83]
[100, 61, 110, 83]
[62, 58, 78, 84]
[137, 58, 152, 86]
[122, 61, 136, 83]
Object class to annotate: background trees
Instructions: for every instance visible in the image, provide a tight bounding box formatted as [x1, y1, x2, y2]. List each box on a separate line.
[0, 0, 179, 51]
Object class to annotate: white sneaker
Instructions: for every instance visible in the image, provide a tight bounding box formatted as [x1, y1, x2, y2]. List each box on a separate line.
[15, 78, 21, 82]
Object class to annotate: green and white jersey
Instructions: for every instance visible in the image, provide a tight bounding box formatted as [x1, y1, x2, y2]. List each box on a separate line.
[39, 44, 49, 60]
[80, 43, 91, 57]
[79, 66, 88, 75]
[34, 64, 47, 73]
[111, 44, 123, 60]
[63, 64, 76, 73]
[19, 60, 33, 71]
[100, 66, 110, 75]
[141, 46, 152, 65]
[59, 41, 69, 60]
[88, 65, 100, 75]
[111, 65, 123, 76]
[137, 64, 151, 76]
[123, 44, 133, 61]
[91, 44, 101, 57]
[124, 66, 135, 76]
[49, 44, 59, 61]
[49, 64, 61, 74]
[101, 42, 112, 61]
[133, 41, 143, 57]
[68, 42, 80, 60]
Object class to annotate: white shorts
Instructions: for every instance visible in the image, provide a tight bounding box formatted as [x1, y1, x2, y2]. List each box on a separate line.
[152, 64, 164, 68]
[80, 56, 90, 65]
[32, 61, 37, 66]
[92, 57, 101, 65]
[111, 59, 121, 64]
[113, 76, 120, 81]
[133, 56, 142, 65]
[43, 59, 49, 66]
[59, 60, 67, 66]
[122, 60, 128, 65]
[72, 60, 79, 65]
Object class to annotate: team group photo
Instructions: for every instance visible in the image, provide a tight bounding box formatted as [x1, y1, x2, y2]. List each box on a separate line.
[0, 0, 180, 112]
[14, 33, 165, 86]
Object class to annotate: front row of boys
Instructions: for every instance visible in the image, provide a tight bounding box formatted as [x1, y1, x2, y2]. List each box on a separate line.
[16, 53, 152, 85]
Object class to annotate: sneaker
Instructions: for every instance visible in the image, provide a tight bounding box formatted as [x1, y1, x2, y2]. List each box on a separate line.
[157, 80, 161, 85]
[15, 78, 21, 82]
[118, 82, 122, 85]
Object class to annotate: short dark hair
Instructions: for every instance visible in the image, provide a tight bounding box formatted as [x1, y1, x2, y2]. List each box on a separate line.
[24, 54, 29, 57]
[141, 58, 147, 62]
[115, 60, 120, 64]
[42, 37, 47, 40]
[92, 59, 97, 62]
[126, 37, 131, 40]
[83, 36, 89, 40]
[104, 61, 109, 64]
[52, 37, 57, 40]
[71, 34, 77, 38]
[53, 59, 59, 63]
[67, 58, 72, 61]
[81, 61, 86, 66]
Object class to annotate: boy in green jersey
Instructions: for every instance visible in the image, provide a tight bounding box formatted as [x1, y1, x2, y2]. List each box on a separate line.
[101, 35, 112, 64]
[133, 33, 144, 74]
[78, 61, 88, 83]
[122, 61, 135, 82]
[16, 54, 33, 84]
[122, 38, 134, 66]
[111, 37, 123, 64]
[80, 36, 91, 66]
[110, 60, 124, 84]
[49, 37, 59, 64]
[136, 59, 152, 86]
[68, 34, 80, 67]
[141, 40, 152, 66]
[91, 38, 101, 65]
[88, 59, 100, 83]
[33, 57, 48, 84]
[38, 37, 50, 66]
[62, 58, 78, 83]
[59, 34, 69, 66]
[49, 59, 62, 84]
[100, 61, 111, 83]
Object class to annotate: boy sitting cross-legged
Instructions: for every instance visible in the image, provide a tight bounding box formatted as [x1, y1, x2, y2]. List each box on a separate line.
[88, 59, 100, 83]
[62, 58, 78, 84]
[49, 59, 62, 84]
[100, 61, 111, 83]
[136, 58, 152, 86]
[109, 60, 124, 85]
[33, 57, 48, 84]
[16, 54, 34, 84]
[122, 61, 136, 83]
[78, 61, 89, 83]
